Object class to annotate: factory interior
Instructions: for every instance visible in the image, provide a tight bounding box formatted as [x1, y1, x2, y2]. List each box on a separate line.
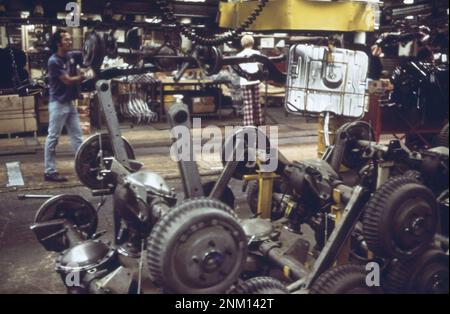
[0, 0, 448, 296]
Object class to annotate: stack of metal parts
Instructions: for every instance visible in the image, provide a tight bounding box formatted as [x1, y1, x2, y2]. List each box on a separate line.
[117, 74, 159, 124]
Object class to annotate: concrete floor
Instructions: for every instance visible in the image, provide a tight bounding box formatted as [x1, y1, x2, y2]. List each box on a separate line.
[0, 186, 105, 293]
[0, 108, 319, 193]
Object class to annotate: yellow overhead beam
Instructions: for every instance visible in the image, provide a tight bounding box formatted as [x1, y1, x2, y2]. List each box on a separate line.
[219, 0, 375, 32]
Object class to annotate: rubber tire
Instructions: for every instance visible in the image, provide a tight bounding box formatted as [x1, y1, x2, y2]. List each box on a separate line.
[104, 31, 118, 59]
[147, 198, 247, 294]
[362, 176, 438, 259]
[437, 123, 449, 148]
[83, 31, 105, 72]
[230, 277, 288, 294]
[384, 248, 449, 294]
[310, 264, 382, 294]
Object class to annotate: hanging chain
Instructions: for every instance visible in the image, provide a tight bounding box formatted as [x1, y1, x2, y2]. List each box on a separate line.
[156, 0, 269, 46]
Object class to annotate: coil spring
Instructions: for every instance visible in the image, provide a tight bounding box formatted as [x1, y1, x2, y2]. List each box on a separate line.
[156, 0, 269, 46]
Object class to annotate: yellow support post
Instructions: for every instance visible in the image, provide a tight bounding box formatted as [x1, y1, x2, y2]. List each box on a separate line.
[331, 188, 352, 265]
[243, 171, 279, 220]
[257, 171, 278, 219]
[283, 265, 291, 279]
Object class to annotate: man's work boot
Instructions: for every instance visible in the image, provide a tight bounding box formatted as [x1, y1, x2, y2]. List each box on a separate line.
[44, 172, 68, 182]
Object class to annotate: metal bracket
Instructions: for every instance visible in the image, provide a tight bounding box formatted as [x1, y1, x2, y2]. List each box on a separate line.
[288, 185, 368, 292]
[167, 101, 204, 199]
[96, 80, 131, 169]
[102, 157, 131, 185]
[376, 161, 394, 189]
[209, 138, 246, 202]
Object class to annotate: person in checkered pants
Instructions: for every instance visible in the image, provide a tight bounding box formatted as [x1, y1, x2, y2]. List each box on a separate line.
[237, 35, 264, 126]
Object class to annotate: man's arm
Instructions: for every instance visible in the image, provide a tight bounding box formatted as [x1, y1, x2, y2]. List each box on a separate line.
[49, 56, 86, 86]
[59, 73, 85, 86]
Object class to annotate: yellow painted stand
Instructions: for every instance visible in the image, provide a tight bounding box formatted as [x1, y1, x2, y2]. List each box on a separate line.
[243, 171, 279, 219]
[220, 0, 375, 32]
[331, 188, 351, 265]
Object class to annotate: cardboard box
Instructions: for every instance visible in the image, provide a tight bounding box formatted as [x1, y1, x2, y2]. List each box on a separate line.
[0, 116, 37, 134]
[0, 94, 37, 134]
[38, 110, 49, 124]
[0, 95, 35, 112]
[164, 95, 176, 113]
[191, 96, 216, 114]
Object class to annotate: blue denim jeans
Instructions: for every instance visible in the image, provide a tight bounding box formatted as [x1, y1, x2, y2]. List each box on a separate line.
[44, 100, 83, 175]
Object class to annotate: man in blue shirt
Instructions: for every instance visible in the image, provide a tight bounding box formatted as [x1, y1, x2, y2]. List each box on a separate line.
[44, 29, 86, 182]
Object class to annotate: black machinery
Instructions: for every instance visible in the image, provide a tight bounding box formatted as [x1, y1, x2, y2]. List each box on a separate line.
[373, 26, 449, 149]
[238, 121, 448, 293]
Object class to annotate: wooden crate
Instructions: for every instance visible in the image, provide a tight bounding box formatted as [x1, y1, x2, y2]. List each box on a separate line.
[36, 94, 49, 125]
[0, 95, 37, 134]
[0, 95, 35, 112]
[38, 107, 49, 124]
[0, 115, 37, 134]
[191, 96, 216, 114]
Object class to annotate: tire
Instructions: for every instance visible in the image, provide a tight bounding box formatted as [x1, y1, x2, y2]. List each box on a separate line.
[437, 123, 449, 148]
[83, 31, 105, 72]
[384, 248, 449, 294]
[362, 176, 438, 259]
[310, 264, 382, 294]
[229, 277, 288, 294]
[147, 198, 247, 294]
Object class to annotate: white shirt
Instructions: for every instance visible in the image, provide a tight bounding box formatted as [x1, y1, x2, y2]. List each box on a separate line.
[236, 48, 261, 86]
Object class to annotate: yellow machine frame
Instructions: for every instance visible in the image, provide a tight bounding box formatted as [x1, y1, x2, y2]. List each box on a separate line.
[220, 0, 376, 32]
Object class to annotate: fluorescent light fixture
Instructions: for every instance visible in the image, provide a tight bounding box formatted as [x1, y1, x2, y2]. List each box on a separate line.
[403, 0, 414, 4]
[145, 17, 162, 23]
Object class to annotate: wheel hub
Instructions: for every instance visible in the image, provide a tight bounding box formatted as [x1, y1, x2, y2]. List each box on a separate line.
[147, 198, 247, 294]
[394, 199, 435, 252]
[410, 217, 426, 236]
[175, 224, 241, 288]
[416, 263, 449, 293]
[201, 250, 225, 273]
